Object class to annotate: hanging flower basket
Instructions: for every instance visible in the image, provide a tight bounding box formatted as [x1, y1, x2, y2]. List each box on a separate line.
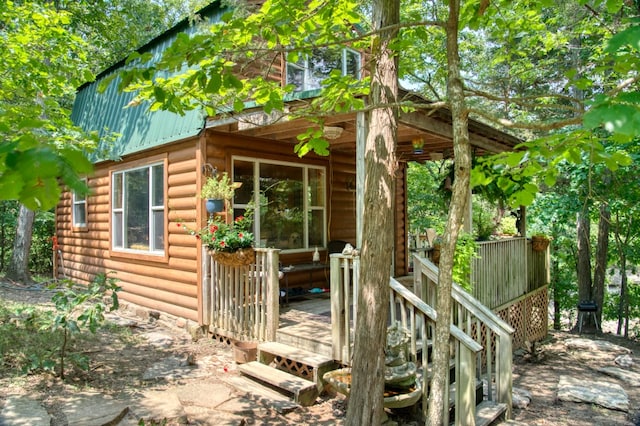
[531, 236, 550, 252]
[211, 248, 255, 266]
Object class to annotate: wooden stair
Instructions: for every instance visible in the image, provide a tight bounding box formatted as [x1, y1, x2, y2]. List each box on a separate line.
[474, 401, 507, 426]
[238, 361, 319, 406]
[236, 341, 338, 407]
[258, 341, 338, 392]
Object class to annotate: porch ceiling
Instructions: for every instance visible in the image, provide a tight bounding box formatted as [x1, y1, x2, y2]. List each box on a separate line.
[206, 96, 521, 162]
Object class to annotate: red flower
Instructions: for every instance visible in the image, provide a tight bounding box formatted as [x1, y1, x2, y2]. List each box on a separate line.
[238, 232, 244, 238]
[220, 241, 226, 248]
[210, 225, 218, 233]
[235, 216, 244, 222]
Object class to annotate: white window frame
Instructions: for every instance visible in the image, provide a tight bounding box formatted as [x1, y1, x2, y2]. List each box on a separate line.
[232, 156, 327, 253]
[111, 162, 165, 255]
[286, 47, 361, 92]
[72, 183, 87, 228]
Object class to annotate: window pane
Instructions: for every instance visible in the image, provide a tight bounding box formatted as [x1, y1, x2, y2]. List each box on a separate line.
[73, 202, 86, 227]
[114, 212, 123, 248]
[113, 173, 123, 209]
[308, 210, 324, 247]
[152, 165, 164, 206]
[308, 49, 341, 90]
[125, 168, 150, 249]
[286, 63, 305, 92]
[345, 49, 361, 79]
[308, 168, 325, 206]
[259, 163, 303, 250]
[153, 210, 164, 250]
[233, 160, 255, 204]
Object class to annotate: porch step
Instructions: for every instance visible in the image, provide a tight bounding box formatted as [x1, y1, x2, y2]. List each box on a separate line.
[238, 361, 319, 406]
[276, 321, 333, 358]
[223, 375, 301, 414]
[258, 341, 338, 392]
[474, 401, 507, 426]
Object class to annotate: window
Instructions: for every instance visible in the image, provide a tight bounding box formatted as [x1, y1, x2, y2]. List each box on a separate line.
[233, 157, 326, 252]
[286, 48, 361, 92]
[72, 185, 87, 228]
[111, 163, 165, 253]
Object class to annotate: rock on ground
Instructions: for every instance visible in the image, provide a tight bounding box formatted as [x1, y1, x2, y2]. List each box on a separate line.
[557, 375, 629, 412]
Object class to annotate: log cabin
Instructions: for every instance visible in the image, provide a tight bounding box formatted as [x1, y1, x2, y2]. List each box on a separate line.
[56, 2, 544, 342]
[57, 2, 550, 421]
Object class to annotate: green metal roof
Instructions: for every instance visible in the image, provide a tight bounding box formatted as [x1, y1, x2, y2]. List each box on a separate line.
[71, 3, 225, 161]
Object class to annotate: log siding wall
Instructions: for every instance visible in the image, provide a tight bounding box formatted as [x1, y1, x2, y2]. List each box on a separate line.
[56, 131, 359, 322]
[56, 139, 202, 321]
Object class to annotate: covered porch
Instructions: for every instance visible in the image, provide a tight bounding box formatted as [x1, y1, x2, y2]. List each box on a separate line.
[201, 238, 549, 424]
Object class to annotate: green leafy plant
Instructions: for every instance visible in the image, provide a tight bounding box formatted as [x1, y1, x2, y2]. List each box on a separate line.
[180, 215, 253, 252]
[45, 273, 121, 379]
[453, 233, 479, 292]
[200, 172, 238, 201]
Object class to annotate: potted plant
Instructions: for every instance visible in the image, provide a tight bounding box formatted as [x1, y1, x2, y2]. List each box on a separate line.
[179, 214, 255, 266]
[201, 172, 237, 214]
[531, 233, 551, 252]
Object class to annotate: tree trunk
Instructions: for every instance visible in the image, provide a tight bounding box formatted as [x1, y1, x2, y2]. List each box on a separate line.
[5, 205, 35, 283]
[428, 1, 471, 424]
[593, 203, 609, 325]
[617, 253, 627, 336]
[576, 208, 592, 327]
[344, 0, 399, 424]
[551, 252, 561, 330]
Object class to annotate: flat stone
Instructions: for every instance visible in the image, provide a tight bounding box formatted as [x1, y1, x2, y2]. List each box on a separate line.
[598, 366, 640, 387]
[142, 356, 207, 381]
[615, 354, 634, 368]
[0, 395, 51, 426]
[557, 375, 629, 412]
[129, 389, 187, 424]
[59, 391, 129, 426]
[512, 387, 532, 409]
[181, 406, 248, 426]
[140, 331, 174, 348]
[564, 338, 632, 354]
[176, 382, 236, 408]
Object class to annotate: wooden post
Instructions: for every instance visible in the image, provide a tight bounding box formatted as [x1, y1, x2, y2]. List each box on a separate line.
[455, 341, 477, 426]
[330, 255, 345, 363]
[497, 332, 513, 418]
[201, 247, 211, 326]
[264, 248, 280, 341]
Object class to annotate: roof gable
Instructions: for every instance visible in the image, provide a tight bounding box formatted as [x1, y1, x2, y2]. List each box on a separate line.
[72, 2, 225, 160]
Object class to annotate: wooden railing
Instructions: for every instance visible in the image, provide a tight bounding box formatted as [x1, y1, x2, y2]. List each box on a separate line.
[202, 248, 280, 341]
[415, 255, 514, 418]
[471, 237, 549, 309]
[330, 253, 486, 425]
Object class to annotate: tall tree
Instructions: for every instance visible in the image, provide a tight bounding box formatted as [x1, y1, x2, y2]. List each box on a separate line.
[345, 0, 399, 422]
[428, 0, 471, 422]
[5, 206, 34, 283]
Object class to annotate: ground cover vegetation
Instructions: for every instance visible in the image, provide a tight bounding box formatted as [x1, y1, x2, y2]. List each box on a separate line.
[0, 274, 121, 380]
[0, 0, 639, 424]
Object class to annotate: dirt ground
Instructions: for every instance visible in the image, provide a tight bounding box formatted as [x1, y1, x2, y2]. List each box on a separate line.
[1, 281, 640, 425]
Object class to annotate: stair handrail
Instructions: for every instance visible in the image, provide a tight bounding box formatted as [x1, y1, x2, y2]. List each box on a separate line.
[414, 254, 513, 418]
[417, 257, 515, 336]
[389, 278, 482, 352]
[329, 253, 484, 425]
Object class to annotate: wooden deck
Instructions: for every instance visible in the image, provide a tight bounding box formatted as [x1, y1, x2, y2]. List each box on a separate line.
[278, 295, 333, 356]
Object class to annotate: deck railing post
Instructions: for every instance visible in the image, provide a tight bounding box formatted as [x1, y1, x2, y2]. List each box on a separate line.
[330, 254, 346, 363]
[263, 248, 280, 341]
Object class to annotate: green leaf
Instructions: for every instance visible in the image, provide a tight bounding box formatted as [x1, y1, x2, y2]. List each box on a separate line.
[605, 26, 640, 53]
